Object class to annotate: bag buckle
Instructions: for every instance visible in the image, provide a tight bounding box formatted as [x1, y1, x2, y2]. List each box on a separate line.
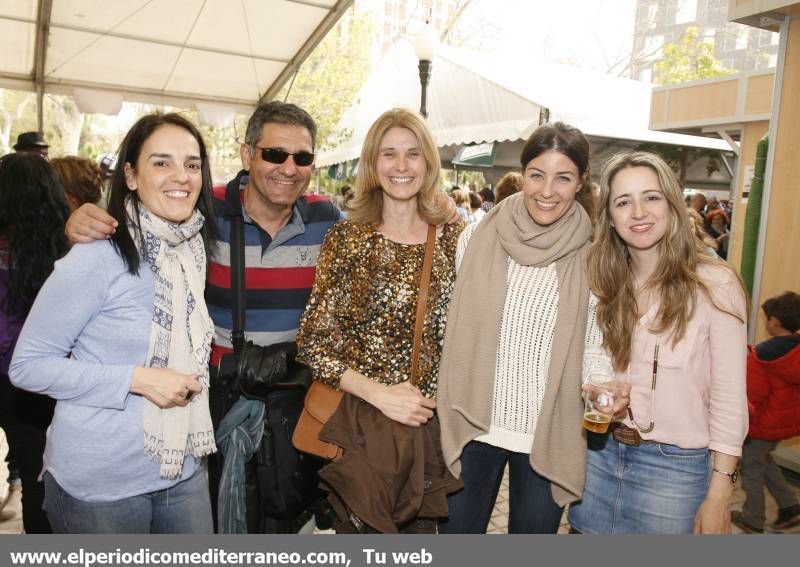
[349, 511, 364, 532]
[229, 330, 248, 347]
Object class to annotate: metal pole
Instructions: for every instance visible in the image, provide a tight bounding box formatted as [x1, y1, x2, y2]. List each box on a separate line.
[418, 60, 432, 118]
[749, 16, 790, 343]
[34, 0, 53, 132]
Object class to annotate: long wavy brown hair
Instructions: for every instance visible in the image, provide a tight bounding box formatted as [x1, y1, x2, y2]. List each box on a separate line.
[587, 151, 746, 370]
[347, 108, 448, 226]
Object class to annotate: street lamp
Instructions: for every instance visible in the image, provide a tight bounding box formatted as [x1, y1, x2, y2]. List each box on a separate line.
[414, 21, 438, 118]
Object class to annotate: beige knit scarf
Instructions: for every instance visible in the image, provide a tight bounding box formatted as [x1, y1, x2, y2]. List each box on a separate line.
[127, 199, 217, 479]
[437, 192, 592, 506]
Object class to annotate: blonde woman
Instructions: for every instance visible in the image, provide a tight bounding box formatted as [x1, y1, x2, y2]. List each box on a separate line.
[451, 189, 474, 223]
[296, 108, 463, 533]
[687, 208, 719, 253]
[568, 151, 748, 534]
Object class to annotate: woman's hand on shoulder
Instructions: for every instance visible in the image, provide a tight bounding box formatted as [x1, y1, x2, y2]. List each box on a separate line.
[370, 381, 435, 427]
[434, 193, 460, 226]
[130, 367, 202, 408]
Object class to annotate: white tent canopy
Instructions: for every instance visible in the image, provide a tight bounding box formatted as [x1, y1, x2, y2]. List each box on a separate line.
[318, 40, 732, 168]
[0, 0, 352, 118]
[319, 40, 544, 166]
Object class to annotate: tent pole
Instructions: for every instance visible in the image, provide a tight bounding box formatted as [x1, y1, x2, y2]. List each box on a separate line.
[34, 0, 53, 132]
[260, 0, 354, 103]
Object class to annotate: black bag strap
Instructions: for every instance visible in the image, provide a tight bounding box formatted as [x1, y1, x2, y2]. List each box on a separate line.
[230, 215, 246, 354]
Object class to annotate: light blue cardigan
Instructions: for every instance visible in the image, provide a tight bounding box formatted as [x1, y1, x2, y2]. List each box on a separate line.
[10, 240, 200, 502]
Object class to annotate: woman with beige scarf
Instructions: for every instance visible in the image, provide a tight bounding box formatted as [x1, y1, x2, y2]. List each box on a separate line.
[437, 122, 621, 534]
[11, 113, 218, 533]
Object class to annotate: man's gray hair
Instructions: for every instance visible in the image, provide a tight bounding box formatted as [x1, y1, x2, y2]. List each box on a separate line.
[244, 101, 317, 155]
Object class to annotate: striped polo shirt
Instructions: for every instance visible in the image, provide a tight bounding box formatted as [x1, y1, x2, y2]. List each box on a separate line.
[206, 171, 343, 365]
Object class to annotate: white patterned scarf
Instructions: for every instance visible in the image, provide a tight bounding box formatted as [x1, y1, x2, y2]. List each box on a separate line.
[127, 198, 217, 479]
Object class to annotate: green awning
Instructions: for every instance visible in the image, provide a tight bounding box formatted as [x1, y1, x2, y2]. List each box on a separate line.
[327, 159, 358, 180]
[452, 142, 496, 168]
[327, 163, 347, 180]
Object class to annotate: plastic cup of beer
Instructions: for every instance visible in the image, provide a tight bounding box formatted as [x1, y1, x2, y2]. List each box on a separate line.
[583, 376, 624, 434]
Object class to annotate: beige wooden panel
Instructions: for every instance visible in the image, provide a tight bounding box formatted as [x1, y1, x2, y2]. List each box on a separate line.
[745, 74, 775, 114]
[756, 16, 800, 342]
[731, 0, 799, 16]
[728, 121, 769, 272]
[650, 91, 667, 128]
[666, 81, 738, 122]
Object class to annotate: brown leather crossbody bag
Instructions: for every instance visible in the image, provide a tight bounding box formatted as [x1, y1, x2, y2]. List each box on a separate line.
[292, 224, 437, 460]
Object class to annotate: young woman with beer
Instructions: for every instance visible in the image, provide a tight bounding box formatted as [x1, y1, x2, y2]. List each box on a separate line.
[568, 151, 748, 534]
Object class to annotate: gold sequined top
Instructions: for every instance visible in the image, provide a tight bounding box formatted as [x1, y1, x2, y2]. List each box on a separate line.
[296, 220, 463, 398]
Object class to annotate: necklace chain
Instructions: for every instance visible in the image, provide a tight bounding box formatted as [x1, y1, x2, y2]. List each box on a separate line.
[627, 342, 658, 433]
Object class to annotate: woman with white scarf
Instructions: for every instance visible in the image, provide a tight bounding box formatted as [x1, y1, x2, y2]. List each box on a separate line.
[10, 113, 218, 533]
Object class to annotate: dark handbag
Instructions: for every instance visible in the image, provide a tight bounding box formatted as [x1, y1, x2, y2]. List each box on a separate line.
[292, 224, 437, 460]
[210, 214, 323, 524]
[210, 340, 310, 428]
[253, 388, 321, 519]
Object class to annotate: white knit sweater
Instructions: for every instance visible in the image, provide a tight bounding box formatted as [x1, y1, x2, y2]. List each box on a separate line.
[455, 222, 612, 454]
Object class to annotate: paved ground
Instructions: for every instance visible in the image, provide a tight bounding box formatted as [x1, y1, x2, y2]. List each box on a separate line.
[2, 432, 799, 535]
[485, 463, 800, 534]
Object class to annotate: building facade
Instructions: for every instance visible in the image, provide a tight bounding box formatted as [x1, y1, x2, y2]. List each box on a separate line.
[631, 0, 779, 82]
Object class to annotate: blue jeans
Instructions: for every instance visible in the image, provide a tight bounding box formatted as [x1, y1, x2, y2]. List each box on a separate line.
[438, 441, 563, 534]
[568, 433, 711, 534]
[43, 466, 213, 534]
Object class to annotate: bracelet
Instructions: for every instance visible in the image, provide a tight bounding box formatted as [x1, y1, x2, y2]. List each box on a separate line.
[712, 467, 738, 484]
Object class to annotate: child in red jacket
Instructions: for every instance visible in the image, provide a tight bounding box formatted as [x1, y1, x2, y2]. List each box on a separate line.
[731, 292, 800, 533]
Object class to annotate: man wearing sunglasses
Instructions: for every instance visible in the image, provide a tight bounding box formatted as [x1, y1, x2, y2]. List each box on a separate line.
[208, 101, 343, 367]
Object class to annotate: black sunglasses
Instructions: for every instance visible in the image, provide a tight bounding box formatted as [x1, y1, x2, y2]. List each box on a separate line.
[256, 146, 315, 167]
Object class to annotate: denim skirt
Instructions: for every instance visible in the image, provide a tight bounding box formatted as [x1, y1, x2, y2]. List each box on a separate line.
[568, 432, 711, 534]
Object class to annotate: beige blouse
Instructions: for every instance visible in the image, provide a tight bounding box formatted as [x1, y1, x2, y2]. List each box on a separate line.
[622, 263, 748, 456]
